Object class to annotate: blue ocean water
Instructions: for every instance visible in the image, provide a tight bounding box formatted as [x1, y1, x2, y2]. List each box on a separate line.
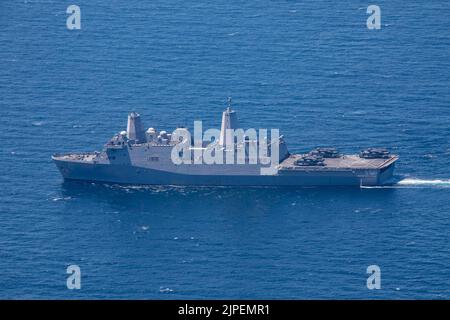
[1, 0, 450, 299]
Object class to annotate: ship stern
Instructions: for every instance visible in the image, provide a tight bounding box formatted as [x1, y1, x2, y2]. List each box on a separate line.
[377, 156, 398, 185]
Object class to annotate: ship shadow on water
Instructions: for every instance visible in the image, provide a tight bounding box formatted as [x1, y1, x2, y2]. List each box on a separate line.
[55, 179, 402, 260]
[58, 179, 399, 218]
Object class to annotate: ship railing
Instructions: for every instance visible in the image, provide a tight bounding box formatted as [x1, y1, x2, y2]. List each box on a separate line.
[377, 155, 399, 168]
[52, 152, 99, 160]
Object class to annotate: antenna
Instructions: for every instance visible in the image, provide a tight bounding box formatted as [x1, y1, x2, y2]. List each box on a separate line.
[219, 97, 239, 146]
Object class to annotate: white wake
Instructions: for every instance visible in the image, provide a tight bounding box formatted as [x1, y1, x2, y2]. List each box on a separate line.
[361, 178, 450, 189]
[396, 178, 450, 187]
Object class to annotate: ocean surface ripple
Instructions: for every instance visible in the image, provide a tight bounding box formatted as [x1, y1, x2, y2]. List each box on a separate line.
[0, 0, 449, 299]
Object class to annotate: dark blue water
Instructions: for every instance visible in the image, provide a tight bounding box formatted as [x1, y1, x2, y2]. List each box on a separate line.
[1, 0, 450, 299]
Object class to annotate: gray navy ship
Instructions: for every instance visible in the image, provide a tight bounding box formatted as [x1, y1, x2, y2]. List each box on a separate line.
[53, 102, 398, 186]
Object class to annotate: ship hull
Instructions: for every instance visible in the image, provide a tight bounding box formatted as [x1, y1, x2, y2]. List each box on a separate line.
[53, 158, 396, 187]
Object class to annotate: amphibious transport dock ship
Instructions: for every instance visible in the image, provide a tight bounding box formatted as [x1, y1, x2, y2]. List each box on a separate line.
[53, 105, 398, 186]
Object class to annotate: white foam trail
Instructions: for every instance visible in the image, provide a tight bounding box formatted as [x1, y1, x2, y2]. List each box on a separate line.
[397, 178, 450, 187]
[361, 178, 450, 189]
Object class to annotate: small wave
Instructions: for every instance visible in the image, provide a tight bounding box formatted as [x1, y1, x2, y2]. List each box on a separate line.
[52, 196, 72, 201]
[360, 185, 397, 189]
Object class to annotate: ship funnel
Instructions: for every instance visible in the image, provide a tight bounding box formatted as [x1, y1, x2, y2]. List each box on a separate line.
[127, 112, 145, 143]
[219, 98, 240, 146]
